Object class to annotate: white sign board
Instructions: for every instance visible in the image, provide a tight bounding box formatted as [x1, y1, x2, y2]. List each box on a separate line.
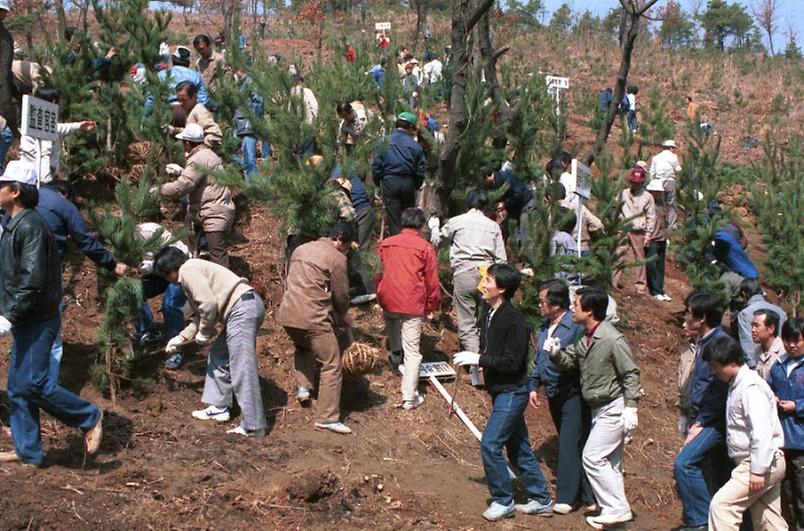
[545, 75, 569, 90]
[21, 95, 59, 142]
[374, 22, 391, 31]
[572, 159, 592, 200]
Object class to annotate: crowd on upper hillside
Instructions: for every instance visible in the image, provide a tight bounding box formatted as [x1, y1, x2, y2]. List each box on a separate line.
[0, 6, 801, 529]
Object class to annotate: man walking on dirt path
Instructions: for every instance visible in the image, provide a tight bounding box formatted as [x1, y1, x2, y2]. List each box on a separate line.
[153, 246, 267, 437]
[279, 222, 355, 435]
[454, 263, 554, 521]
[0, 162, 103, 466]
[612, 166, 655, 295]
[545, 287, 641, 529]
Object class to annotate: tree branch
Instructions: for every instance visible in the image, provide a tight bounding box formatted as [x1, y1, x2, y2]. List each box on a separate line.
[492, 46, 510, 60]
[467, 0, 495, 33]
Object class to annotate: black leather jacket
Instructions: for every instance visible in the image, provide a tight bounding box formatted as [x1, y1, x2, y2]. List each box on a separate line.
[0, 209, 62, 326]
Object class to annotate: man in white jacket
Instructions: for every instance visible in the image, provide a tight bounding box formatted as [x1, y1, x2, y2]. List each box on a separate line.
[703, 334, 787, 530]
[648, 139, 682, 231]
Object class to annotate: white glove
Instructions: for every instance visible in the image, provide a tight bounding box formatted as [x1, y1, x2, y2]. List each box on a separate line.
[453, 351, 480, 367]
[427, 216, 440, 233]
[165, 163, 183, 176]
[165, 336, 184, 354]
[139, 260, 154, 276]
[543, 337, 562, 357]
[0, 316, 12, 336]
[194, 331, 211, 345]
[623, 407, 639, 434]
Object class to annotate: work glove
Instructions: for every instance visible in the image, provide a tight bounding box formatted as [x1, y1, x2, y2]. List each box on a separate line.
[165, 336, 184, 354]
[0, 316, 12, 336]
[139, 260, 154, 276]
[623, 407, 639, 434]
[543, 337, 562, 357]
[453, 351, 480, 367]
[427, 216, 440, 234]
[165, 163, 183, 176]
[194, 331, 211, 345]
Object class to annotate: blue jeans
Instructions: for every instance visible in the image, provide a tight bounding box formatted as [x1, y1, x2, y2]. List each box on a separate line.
[481, 386, 552, 506]
[233, 134, 258, 185]
[646, 240, 667, 296]
[627, 110, 637, 132]
[261, 137, 272, 158]
[134, 276, 187, 342]
[674, 425, 727, 526]
[548, 391, 595, 506]
[0, 125, 13, 172]
[7, 316, 100, 465]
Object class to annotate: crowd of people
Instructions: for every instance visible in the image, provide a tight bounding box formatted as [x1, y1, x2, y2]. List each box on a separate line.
[0, 6, 801, 529]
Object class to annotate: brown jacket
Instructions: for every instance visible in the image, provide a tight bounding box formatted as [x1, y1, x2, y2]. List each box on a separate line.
[186, 103, 223, 149]
[618, 187, 656, 234]
[160, 145, 234, 233]
[196, 50, 226, 90]
[176, 258, 252, 341]
[279, 237, 349, 332]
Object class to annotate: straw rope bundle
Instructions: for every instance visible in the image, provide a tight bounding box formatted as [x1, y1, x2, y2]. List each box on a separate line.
[342, 342, 379, 375]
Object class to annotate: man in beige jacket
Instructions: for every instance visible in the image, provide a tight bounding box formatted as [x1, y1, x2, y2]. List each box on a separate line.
[159, 123, 234, 268]
[612, 167, 656, 294]
[174, 80, 222, 150]
[279, 222, 355, 435]
[154, 247, 267, 437]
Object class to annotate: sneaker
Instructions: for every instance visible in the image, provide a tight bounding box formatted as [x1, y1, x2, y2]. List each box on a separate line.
[226, 426, 266, 437]
[662, 294, 673, 302]
[586, 511, 633, 529]
[482, 501, 515, 521]
[553, 503, 574, 514]
[132, 331, 162, 346]
[0, 450, 20, 462]
[350, 293, 377, 305]
[514, 498, 553, 515]
[84, 408, 103, 455]
[402, 394, 424, 410]
[388, 351, 403, 367]
[163, 352, 183, 370]
[191, 405, 230, 422]
[314, 422, 352, 434]
[297, 387, 311, 402]
[584, 503, 600, 514]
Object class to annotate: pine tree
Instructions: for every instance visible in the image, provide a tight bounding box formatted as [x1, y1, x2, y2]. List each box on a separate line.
[640, 87, 677, 147]
[784, 35, 802, 60]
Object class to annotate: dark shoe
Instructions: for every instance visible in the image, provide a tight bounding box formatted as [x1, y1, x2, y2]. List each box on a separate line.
[388, 350, 403, 368]
[132, 331, 162, 346]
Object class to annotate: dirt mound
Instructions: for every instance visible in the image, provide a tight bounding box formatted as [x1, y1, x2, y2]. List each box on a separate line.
[285, 470, 341, 503]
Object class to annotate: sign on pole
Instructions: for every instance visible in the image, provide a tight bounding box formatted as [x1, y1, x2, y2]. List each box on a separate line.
[545, 75, 569, 116]
[374, 22, 391, 31]
[572, 159, 593, 258]
[21, 95, 60, 142]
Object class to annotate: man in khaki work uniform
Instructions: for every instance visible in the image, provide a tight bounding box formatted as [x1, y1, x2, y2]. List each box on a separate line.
[158, 123, 234, 268]
[194, 33, 226, 92]
[279, 222, 356, 435]
[173, 80, 222, 149]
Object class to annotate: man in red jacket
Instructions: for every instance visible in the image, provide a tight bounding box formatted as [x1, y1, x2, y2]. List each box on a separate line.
[376, 208, 441, 410]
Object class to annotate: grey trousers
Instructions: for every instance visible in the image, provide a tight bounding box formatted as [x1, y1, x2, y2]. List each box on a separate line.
[583, 397, 631, 518]
[453, 268, 483, 353]
[202, 293, 267, 431]
[663, 179, 678, 231]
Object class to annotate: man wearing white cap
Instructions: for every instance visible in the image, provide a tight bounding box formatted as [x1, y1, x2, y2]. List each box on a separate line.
[0, 161, 103, 466]
[157, 123, 235, 269]
[0, 0, 15, 172]
[648, 140, 682, 231]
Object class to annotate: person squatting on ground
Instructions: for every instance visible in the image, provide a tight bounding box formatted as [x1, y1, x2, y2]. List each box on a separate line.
[153, 247, 267, 437]
[769, 318, 804, 529]
[545, 287, 642, 529]
[528, 279, 595, 515]
[371, 112, 425, 236]
[0, 162, 103, 465]
[158, 123, 235, 269]
[453, 263, 554, 521]
[674, 291, 732, 531]
[704, 335, 787, 530]
[376, 208, 440, 410]
[278, 222, 355, 435]
[430, 188, 506, 384]
[612, 166, 656, 295]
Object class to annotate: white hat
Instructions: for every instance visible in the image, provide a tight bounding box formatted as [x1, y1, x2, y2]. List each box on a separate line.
[0, 161, 38, 186]
[646, 179, 664, 192]
[175, 123, 205, 143]
[635, 160, 648, 170]
[662, 139, 677, 148]
[0, 0, 11, 12]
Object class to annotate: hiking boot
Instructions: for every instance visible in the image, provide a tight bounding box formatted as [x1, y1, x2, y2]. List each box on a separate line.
[191, 405, 230, 422]
[226, 426, 266, 437]
[85, 408, 103, 455]
[163, 352, 183, 370]
[402, 394, 424, 410]
[297, 387, 311, 403]
[515, 499, 553, 515]
[482, 501, 515, 521]
[314, 422, 352, 434]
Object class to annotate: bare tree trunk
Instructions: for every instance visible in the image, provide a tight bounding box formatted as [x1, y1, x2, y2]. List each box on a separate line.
[54, 0, 67, 40]
[426, 0, 495, 217]
[411, 0, 429, 56]
[478, 9, 510, 148]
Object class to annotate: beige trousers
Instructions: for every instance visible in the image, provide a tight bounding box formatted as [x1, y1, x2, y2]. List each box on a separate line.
[709, 452, 788, 530]
[384, 312, 423, 402]
[612, 231, 646, 293]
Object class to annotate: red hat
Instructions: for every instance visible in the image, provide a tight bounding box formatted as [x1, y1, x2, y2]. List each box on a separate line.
[628, 167, 647, 183]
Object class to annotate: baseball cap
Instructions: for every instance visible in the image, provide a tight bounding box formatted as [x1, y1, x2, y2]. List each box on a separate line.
[627, 167, 647, 183]
[397, 111, 417, 125]
[0, 161, 38, 186]
[0, 0, 11, 12]
[175, 123, 205, 143]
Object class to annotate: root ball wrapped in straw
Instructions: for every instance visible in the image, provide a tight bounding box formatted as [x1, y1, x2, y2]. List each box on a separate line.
[342, 342, 379, 375]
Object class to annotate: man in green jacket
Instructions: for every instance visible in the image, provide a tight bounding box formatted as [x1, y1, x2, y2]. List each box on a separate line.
[546, 287, 641, 529]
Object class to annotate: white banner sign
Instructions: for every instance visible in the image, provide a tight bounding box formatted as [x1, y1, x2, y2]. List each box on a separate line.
[21, 95, 59, 142]
[572, 159, 593, 200]
[545, 75, 569, 90]
[374, 22, 391, 31]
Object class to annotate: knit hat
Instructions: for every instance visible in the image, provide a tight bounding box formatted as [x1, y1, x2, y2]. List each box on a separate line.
[627, 167, 647, 183]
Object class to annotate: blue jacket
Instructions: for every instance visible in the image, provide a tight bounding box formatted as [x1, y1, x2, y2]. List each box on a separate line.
[690, 327, 731, 428]
[369, 64, 384, 88]
[713, 230, 758, 279]
[371, 129, 426, 188]
[491, 170, 533, 219]
[35, 186, 116, 270]
[144, 66, 209, 112]
[598, 90, 612, 113]
[529, 310, 585, 398]
[768, 353, 804, 451]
